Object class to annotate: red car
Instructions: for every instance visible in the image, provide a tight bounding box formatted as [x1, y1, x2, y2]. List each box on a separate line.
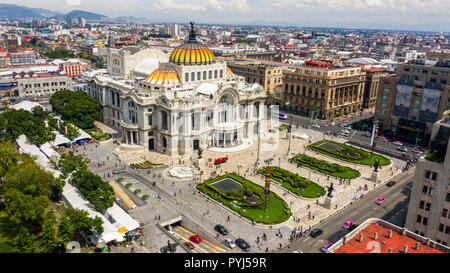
[185, 242, 194, 249]
[214, 157, 228, 165]
[190, 235, 202, 244]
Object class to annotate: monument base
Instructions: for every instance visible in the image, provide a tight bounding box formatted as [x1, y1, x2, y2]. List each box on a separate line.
[371, 171, 380, 183]
[324, 196, 335, 210]
[196, 158, 203, 168]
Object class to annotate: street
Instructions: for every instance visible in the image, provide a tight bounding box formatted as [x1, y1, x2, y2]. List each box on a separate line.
[279, 168, 414, 253]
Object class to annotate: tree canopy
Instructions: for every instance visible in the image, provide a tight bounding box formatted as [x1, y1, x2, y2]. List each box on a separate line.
[49, 90, 101, 129]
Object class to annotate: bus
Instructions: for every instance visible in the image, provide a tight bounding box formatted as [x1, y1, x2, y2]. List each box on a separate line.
[273, 112, 288, 120]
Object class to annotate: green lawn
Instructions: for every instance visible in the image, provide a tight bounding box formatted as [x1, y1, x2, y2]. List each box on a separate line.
[308, 140, 391, 166]
[0, 210, 15, 253]
[196, 173, 291, 224]
[85, 127, 112, 142]
[258, 166, 326, 198]
[291, 154, 361, 179]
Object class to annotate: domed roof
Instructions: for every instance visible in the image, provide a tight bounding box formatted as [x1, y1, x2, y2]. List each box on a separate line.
[144, 66, 181, 86]
[169, 22, 215, 66]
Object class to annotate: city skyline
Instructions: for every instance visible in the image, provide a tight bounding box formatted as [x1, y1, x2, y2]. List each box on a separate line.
[0, 0, 449, 32]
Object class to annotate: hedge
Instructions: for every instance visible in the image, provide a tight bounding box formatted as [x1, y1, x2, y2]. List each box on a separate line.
[291, 154, 361, 179]
[258, 166, 326, 198]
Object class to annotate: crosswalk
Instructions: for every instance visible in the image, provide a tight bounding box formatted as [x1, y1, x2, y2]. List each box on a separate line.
[172, 226, 228, 253]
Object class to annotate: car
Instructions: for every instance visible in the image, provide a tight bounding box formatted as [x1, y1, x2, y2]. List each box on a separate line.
[351, 115, 357, 119]
[386, 181, 396, 187]
[375, 197, 386, 205]
[214, 157, 228, 165]
[312, 124, 321, 128]
[393, 141, 403, 146]
[184, 242, 194, 249]
[112, 168, 125, 174]
[189, 235, 202, 244]
[310, 228, 323, 238]
[224, 238, 235, 249]
[321, 243, 333, 252]
[214, 224, 228, 235]
[341, 221, 355, 229]
[235, 238, 251, 252]
[320, 123, 328, 127]
[292, 250, 304, 253]
[330, 122, 336, 126]
[397, 147, 408, 152]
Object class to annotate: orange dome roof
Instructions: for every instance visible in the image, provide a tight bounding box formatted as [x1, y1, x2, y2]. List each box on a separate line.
[169, 21, 215, 66]
[145, 66, 181, 85]
[169, 42, 215, 65]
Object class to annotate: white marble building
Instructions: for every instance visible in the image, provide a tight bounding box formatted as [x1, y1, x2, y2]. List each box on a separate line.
[87, 24, 266, 156]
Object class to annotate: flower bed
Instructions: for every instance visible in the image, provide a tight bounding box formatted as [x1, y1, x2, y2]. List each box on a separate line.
[291, 154, 361, 179]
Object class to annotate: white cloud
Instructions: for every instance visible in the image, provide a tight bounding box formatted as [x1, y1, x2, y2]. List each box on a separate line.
[66, 0, 81, 5]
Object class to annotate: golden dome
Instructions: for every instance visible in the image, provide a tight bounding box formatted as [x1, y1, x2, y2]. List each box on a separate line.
[145, 66, 181, 85]
[169, 21, 215, 66]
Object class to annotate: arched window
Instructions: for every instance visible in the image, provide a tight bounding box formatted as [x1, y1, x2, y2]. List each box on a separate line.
[209, 70, 212, 79]
[185, 73, 189, 82]
[161, 110, 168, 131]
[197, 71, 201, 81]
[191, 72, 195, 81]
[214, 70, 218, 79]
[219, 70, 223, 78]
[203, 71, 207, 80]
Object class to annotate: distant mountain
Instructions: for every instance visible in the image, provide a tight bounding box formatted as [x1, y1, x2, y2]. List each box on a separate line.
[29, 7, 62, 18]
[0, 4, 45, 20]
[55, 10, 110, 21]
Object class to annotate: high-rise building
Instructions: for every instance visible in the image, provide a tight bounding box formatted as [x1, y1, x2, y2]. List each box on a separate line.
[282, 59, 366, 120]
[404, 110, 450, 247]
[66, 16, 72, 29]
[374, 53, 450, 146]
[79, 17, 86, 28]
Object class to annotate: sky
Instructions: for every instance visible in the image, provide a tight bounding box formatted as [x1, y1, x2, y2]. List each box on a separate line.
[2, 0, 450, 32]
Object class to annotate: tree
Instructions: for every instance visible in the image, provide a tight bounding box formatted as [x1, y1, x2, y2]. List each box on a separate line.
[39, 212, 61, 253]
[58, 151, 86, 174]
[0, 141, 18, 180]
[11, 227, 41, 253]
[71, 169, 115, 212]
[61, 208, 104, 246]
[50, 90, 101, 129]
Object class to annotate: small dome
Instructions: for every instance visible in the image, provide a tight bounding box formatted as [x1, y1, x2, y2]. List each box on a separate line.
[226, 67, 235, 77]
[145, 66, 181, 85]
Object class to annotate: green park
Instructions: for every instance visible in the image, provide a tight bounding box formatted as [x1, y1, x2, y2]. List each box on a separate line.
[195, 173, 291, 224]
[291, 154, 361, 179]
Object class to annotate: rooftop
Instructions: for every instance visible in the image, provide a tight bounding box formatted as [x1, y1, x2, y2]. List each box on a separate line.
[330, 218, 449, 253]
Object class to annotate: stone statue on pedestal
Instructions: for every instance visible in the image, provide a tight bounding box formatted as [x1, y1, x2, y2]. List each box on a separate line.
[326, 182, 334, 198]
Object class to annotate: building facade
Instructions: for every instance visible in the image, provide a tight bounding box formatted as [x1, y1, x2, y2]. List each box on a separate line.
[282, 60, 366, 120]
[405, 111, 450, 246]
[226, 59, 284, 100]
[374, 53, 450, 145]
[362, 67, 389, 110]
[87, 24, 266, 156]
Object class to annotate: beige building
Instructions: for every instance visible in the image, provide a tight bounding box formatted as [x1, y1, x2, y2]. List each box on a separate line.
[226, 58, 285, 102]
[374, 53, 450, 145]
[362, 67, 389, 110]
[405, 110, 450, 246]
[282, 59, 366, 120]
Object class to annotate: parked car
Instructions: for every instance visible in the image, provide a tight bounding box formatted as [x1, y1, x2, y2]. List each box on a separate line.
[321, 243, 333, 252]
[310, 228, 323, 238]
[375, 197, 386, 205]
[214, 224, 228, 235]
[386, 181, 396, 187]
[393, 141, 403, 146]
[341, 221, 355, 229]
[189, 235, 202, 244]
[235, 238, 251, 252]
[397, 147, 408, 152]
[112, 168, 125, 174]
[330, 122, 336, 126]
[292, 250, 304, 253]
[351, 115, 357, 119]
[185, 242, 194, 249]
[214, 157, 228, 165]
[224, 238, 235, 249]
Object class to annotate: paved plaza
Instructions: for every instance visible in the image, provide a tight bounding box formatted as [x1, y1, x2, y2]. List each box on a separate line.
[74, 121, 406, 253]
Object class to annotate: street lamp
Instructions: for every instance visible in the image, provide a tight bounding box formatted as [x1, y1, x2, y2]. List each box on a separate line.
[285, 102, 293, 155]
